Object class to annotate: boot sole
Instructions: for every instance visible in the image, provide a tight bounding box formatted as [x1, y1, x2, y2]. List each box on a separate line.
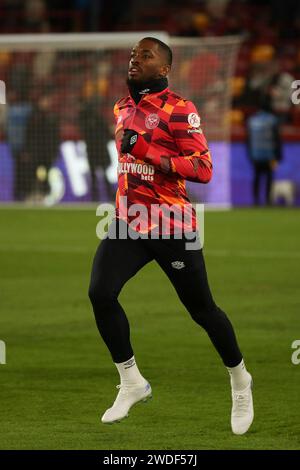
[102, 393, 152, 425]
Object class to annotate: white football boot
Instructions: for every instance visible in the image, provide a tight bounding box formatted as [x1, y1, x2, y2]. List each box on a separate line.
[231, 375, 254, 435]
[101, 380, 152, 424]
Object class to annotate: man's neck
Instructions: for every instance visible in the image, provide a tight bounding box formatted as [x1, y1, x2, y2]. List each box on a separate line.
[127, 77, 168, 104]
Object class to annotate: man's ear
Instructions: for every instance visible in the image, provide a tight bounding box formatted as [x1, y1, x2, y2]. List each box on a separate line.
[160, 64, 171, 77]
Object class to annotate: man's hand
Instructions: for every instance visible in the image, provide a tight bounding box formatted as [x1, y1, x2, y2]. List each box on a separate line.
[121, 129, 149, 159]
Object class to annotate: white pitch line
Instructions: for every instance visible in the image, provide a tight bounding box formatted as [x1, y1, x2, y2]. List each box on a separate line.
[0, 245, 92, 254]
[0, 244, 300, 259]
[205, 249, 300, 259]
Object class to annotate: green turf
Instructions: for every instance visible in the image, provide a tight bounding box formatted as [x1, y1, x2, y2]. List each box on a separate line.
[0, 207, 299, 450]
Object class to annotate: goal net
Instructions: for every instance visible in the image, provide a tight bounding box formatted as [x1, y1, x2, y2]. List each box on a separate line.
[0, 32, 241, 206]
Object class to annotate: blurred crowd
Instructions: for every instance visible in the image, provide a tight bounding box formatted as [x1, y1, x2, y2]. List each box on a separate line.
[0, 0, 299, 202]
[0, 0, 299, 123]
[0, 48, 118, 200]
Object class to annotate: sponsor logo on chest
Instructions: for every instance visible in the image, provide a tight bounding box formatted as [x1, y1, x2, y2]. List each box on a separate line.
[118, 161, 155, 181]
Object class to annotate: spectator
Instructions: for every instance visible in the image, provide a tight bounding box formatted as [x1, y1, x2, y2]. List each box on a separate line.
[6, 90, 32, 200]
[79, 96, 114, 202]
[247, 97, 282, 206]
[24, 0, 50, 32]
[23, 94, 60, 199]
[241, 46, 275, 108]
[268, 60, 295, 123]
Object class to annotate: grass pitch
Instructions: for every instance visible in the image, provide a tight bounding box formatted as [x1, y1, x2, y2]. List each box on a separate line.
[0, 207, 299, 450]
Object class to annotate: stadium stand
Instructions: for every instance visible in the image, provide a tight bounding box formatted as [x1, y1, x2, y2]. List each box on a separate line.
[0, 0, 299, 203]
[1, 1, 299, 134]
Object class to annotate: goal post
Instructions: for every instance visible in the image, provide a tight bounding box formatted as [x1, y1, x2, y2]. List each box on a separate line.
[0, 32, 241, 207]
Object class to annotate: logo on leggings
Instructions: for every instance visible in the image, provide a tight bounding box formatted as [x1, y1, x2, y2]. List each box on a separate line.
[171, 261, 185, 270]
[124, 358, 136, 369]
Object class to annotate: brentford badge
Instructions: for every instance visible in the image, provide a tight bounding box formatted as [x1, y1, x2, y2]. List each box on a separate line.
[145, 113, 160, 129]
[188, 112, 201, 128]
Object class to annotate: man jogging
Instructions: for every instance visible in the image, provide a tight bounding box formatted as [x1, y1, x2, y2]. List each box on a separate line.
[88, 37, 254, 435]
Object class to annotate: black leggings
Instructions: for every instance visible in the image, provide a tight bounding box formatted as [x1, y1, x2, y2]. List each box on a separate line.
[89, 219, 242, 367]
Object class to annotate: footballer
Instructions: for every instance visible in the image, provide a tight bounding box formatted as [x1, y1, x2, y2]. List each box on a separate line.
[88, 37, 254, 434]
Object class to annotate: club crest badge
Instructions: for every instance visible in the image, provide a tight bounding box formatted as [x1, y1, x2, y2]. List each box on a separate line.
[145, 113, 160, 129]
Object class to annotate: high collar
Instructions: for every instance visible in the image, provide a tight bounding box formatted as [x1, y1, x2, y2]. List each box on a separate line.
[127, 77, 168, 104]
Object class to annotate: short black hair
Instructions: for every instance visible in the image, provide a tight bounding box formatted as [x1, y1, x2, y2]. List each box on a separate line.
[142, 37, 173, 66]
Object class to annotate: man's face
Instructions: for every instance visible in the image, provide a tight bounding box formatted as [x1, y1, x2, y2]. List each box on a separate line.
[128, 39, 170, 83]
